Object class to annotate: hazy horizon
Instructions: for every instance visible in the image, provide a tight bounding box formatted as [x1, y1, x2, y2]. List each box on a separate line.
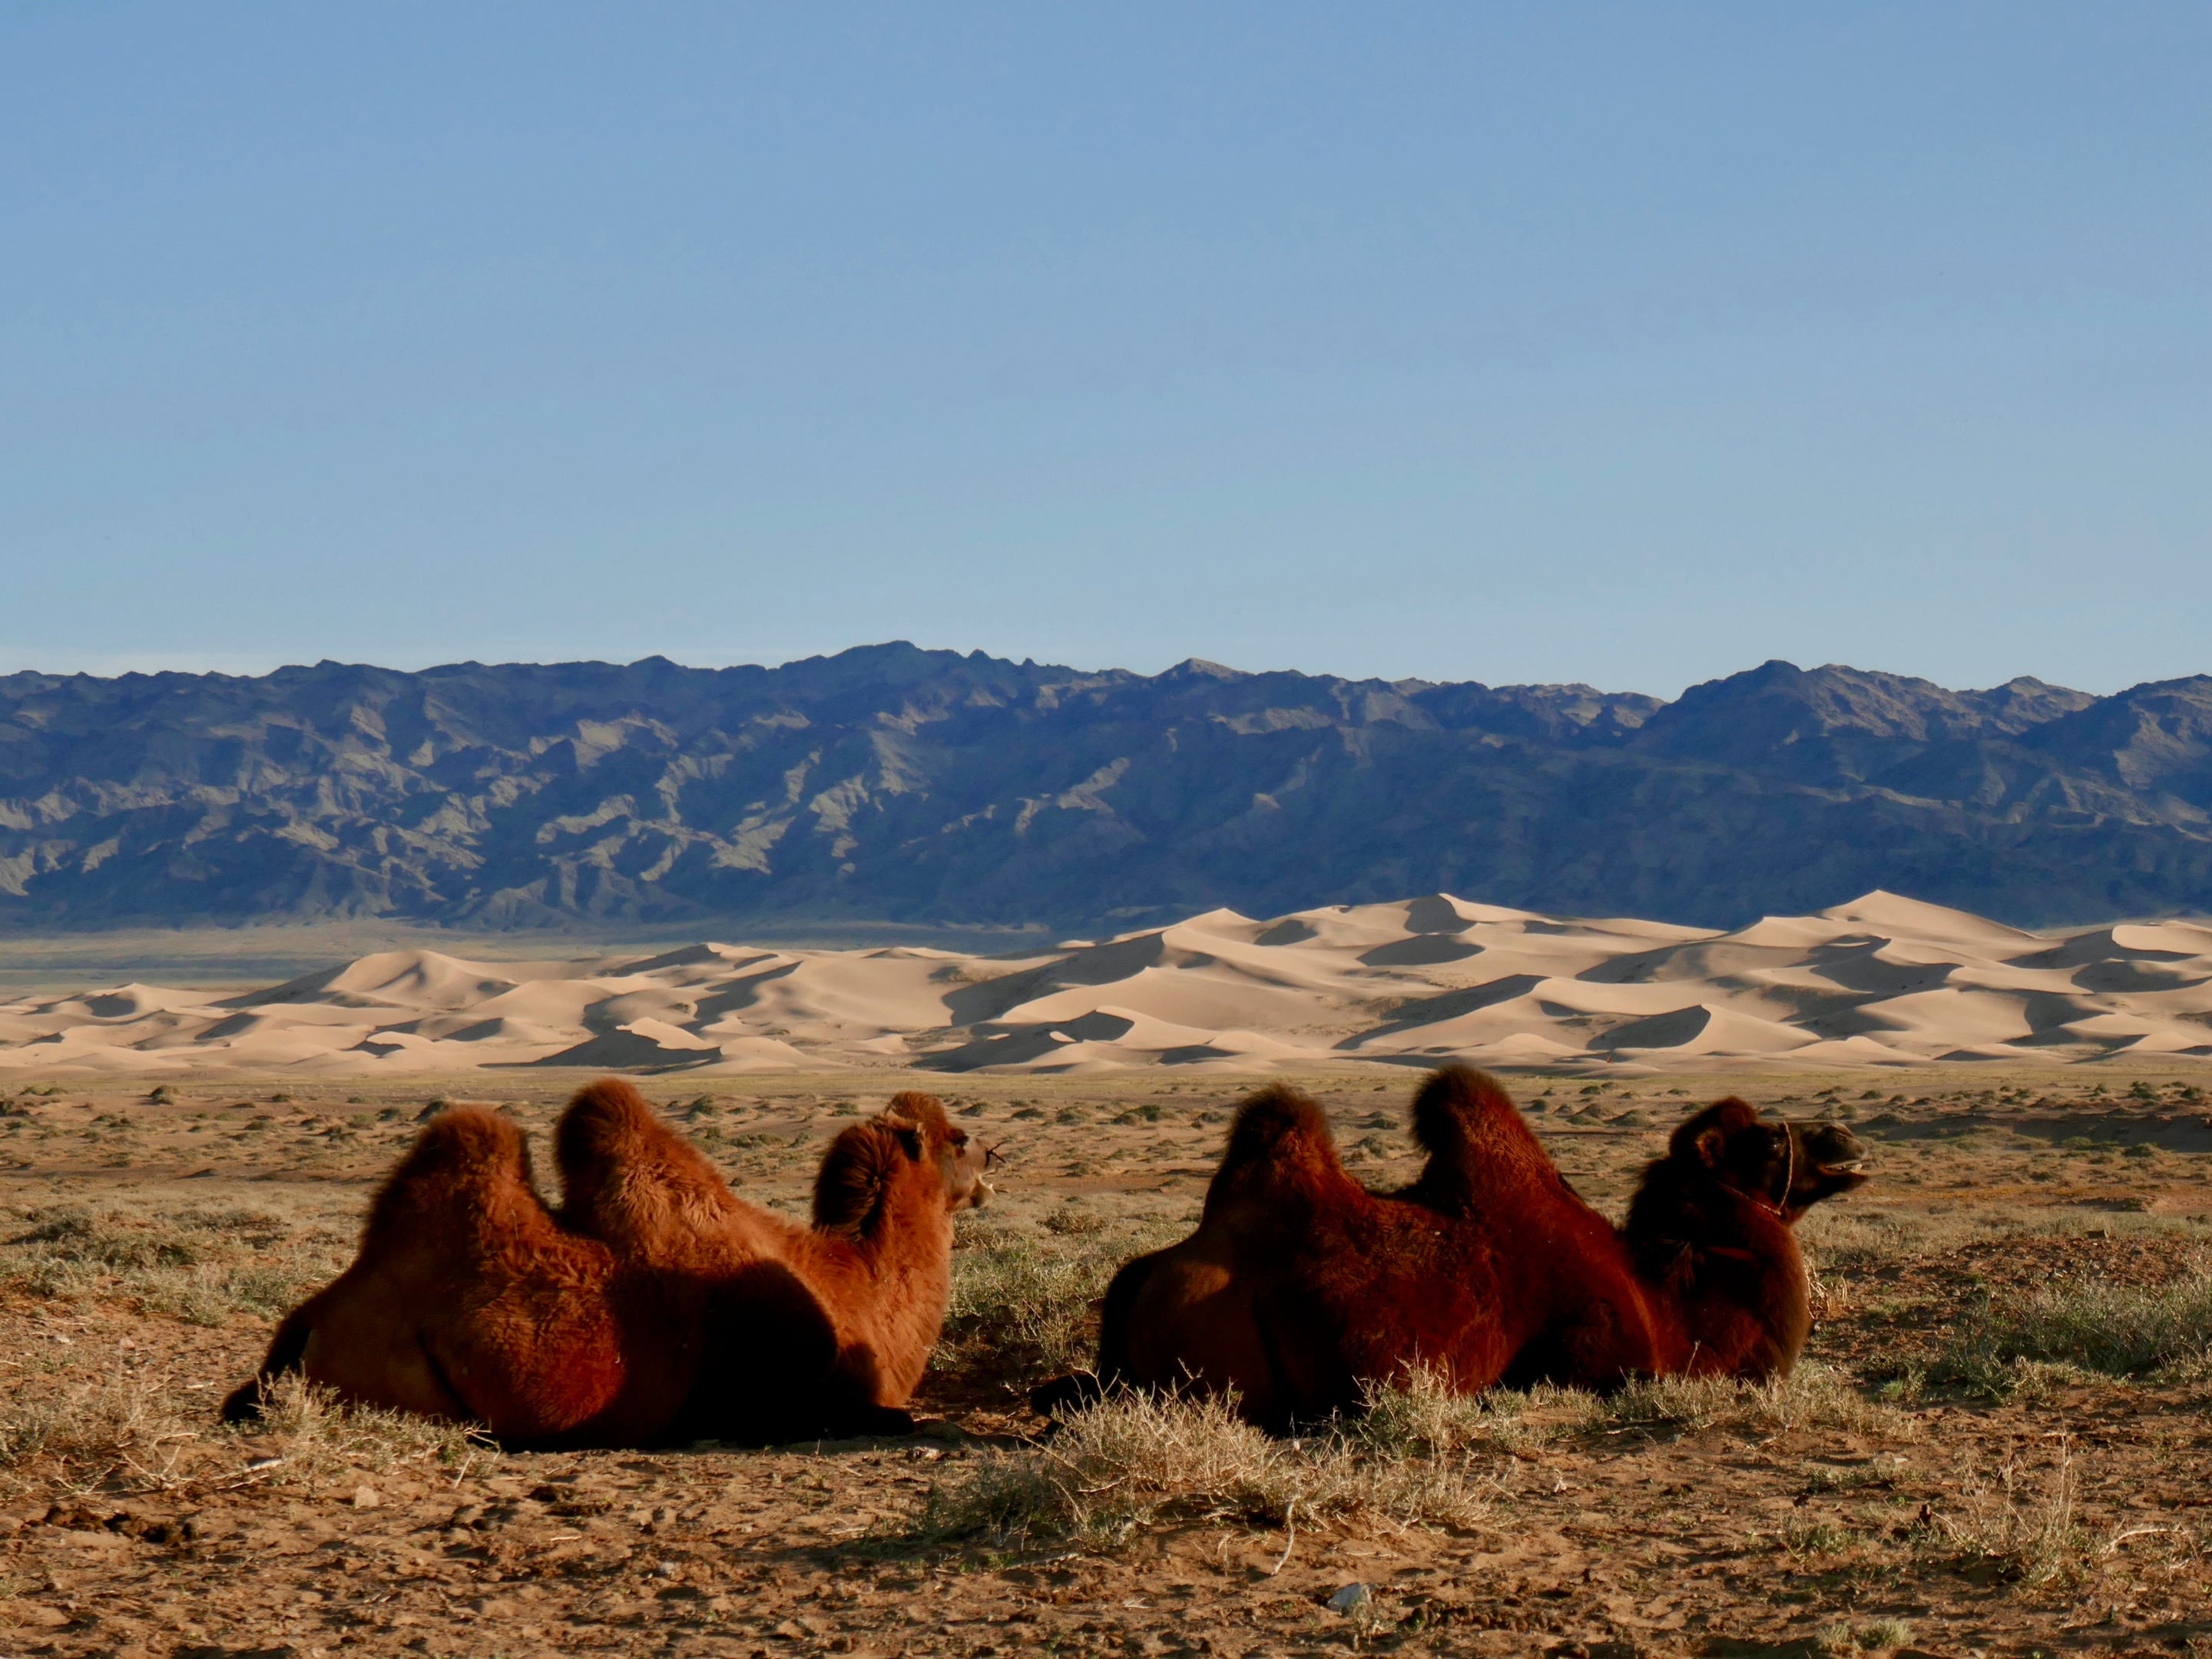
[0, 638, 2192, 706]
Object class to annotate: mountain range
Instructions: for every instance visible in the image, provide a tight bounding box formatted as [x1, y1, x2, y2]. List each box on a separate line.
[2, 644, 2207, 934]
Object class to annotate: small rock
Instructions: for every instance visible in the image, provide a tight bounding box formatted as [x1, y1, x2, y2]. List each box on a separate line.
[350, 1484, 381, 1509]
[652, 1559, 680, 1578]
[1326, 1583, 1369, 1612]
[773, 1619, 810, 1640]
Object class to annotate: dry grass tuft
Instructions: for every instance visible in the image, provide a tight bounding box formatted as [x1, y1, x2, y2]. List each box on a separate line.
[0, 1360, 488, 1503]
[234, 1374, 495, 1494]
[1349, 1363, 1552, 1457]
[909, 1379, 1495, 1553]
[938, 1212, 1184, 1387]
[913, 1359, 1907, 1557]
[1928, 1438, 2091, 1588]
[0, 1200, 350, 1326]
[1583, 1362, 1912, 1441]
[1932, 1271, 2212, 1394]
[0, 1366, 197, 1495]
[1814, 1617, 1916, 1652]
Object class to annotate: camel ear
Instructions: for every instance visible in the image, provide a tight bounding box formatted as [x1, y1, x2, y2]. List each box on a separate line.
[1693, 1124, 1730, 1168]
[876, 1100, 927, 1159]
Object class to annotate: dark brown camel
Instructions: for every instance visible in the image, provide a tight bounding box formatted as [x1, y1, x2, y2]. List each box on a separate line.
[1034, 1066, 1866, 1429]
[223, 1080, 992, 1446]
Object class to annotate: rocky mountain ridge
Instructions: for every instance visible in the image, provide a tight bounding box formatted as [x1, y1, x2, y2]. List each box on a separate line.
[2, 644, 2207, 932]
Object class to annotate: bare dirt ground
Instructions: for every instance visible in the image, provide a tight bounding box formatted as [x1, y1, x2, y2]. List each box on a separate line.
[3, 1063, 2211, 1659]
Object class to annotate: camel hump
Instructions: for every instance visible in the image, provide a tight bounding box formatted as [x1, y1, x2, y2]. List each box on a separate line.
[1202, 1083, 1350, 1222]
[363, 1106, 541, 1253]
[1409, 1064, 1548, 1180]
[555, 1077, 736, 1252]
[406, 1102, 528, 1174]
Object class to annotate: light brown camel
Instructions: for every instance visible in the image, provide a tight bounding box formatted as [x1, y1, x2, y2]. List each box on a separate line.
[223, 1081, 992, 1447]
[1033, 1066, 1866, 1430]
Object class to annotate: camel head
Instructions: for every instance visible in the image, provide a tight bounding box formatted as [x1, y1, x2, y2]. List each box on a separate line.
[1785, 1118, 1871, 1219]
[880, 1090, 995, 1213]
[813, 1091, 993, 1240]
[1669, 1097, 1868, 1222]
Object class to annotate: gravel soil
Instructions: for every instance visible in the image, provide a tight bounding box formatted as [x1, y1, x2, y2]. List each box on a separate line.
[2, 1065, 2210, 1659]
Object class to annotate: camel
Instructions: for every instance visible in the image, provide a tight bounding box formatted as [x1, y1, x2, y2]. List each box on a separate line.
[1033, 1067, 1865, 1430]
[222, 1081, 992, 1447]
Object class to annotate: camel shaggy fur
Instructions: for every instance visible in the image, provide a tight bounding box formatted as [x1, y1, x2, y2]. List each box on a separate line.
[223, 1081, 991, 1446]
[1036, 1066, 1865, 1429]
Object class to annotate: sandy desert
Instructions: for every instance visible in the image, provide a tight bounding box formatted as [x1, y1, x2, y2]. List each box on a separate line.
[5, 891, 2210, 1081]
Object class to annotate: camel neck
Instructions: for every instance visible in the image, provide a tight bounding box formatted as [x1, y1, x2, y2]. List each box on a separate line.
[800, 1172, 958, 1396]
[1621, 1170, 1810, 1379]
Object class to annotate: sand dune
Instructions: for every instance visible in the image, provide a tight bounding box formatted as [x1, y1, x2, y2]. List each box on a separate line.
[4, 891, 2210, 1077]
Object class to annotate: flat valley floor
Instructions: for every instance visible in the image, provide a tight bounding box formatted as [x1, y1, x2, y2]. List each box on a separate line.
[3, 1063, 2211, 1659]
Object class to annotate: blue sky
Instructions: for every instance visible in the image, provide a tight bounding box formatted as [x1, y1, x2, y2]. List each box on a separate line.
[3, 4, 2207, 697]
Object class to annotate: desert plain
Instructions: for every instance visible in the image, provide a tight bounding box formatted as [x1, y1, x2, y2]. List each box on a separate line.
[1, 896, 2210, 1659]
